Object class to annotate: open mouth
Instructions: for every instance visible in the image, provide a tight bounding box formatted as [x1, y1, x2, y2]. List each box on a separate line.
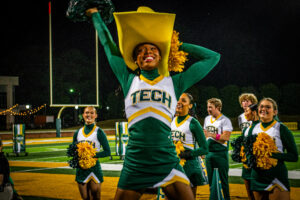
[144, 56, 154, 62]
[176, 104, 183, 109]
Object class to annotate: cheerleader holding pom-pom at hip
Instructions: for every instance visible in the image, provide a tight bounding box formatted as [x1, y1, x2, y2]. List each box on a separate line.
[171, 93, 208, 198]
[67, 1, 221, 199]
[231, 103, 259, 200]
[245, 98, 298, 200]
[68, 106, 111, 200]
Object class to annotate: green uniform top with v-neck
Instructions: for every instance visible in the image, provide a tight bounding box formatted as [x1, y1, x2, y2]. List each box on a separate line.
[72, 123, 111, 183]
[173, 114, 208, 157]
[249, 120, 298, 191]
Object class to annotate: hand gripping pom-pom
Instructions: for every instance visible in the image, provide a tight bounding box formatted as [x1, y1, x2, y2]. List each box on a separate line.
[66, 0, 115, 24]
[67, 142, 79, 169]
[230, 136, 244, 163]
[244, 134, 258, 169]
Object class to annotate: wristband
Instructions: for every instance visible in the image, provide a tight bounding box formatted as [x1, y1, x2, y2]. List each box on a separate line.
[215, 134, 221, 140]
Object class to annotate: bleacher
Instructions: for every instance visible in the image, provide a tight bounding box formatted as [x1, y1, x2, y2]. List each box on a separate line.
[283, 122, 298, 131]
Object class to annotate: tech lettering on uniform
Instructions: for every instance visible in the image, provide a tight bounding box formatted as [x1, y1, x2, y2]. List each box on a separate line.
[171, 130, 186, 141]
[206, 126, 218, 134]
[130, 89, 172, 108]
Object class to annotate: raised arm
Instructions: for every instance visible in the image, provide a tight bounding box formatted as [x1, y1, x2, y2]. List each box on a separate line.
[87, 9, 130, 93]
[172, 43, 220, 99]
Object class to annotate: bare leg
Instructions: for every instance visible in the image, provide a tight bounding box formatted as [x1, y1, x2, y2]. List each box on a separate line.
[253, 191, 268, 200]
[162, 182, 194, 200]
[89, 181, 101, 200]
[244, 179, 254, 200]
[191, 186, 197, 198]
[78, 183, 89, 200]
[114, 188, 142, 200]
[269, 187, 290, 200]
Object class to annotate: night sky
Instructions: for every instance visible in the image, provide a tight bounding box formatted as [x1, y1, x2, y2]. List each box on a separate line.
[1, 0, 300, 106]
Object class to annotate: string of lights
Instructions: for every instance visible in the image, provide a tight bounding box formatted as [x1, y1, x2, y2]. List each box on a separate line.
[0, 104, 47, 116]
[0, 104, 19, 115]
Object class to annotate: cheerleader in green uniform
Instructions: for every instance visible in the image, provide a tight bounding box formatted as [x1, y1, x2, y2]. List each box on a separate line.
[171, 93, 208, 197]
[72, 106, 111, 200]
[249, 98, 298, 200]
[86, 6, 220, 200]
[241, 104, 259, 200]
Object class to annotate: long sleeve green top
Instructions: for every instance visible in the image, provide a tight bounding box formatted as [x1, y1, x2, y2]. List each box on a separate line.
[91, 12, 220, 146]
[73, 124, 111, 158]
[265, 121, 298, 162]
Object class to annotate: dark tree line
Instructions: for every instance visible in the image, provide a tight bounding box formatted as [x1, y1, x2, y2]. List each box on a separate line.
[103, 82, 300, 120]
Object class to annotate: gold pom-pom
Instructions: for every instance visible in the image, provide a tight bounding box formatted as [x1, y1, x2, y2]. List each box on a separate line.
[168, 31, 188, 72]
[240, 146, 249, 169]
[174, 140, 186, 166]
[77, 141, 97, 169]
[253, 132, 278, 170]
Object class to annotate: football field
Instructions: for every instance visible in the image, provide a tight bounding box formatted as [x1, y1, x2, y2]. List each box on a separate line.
[4, 131, 300, 171]
[3, 131, 300, 199]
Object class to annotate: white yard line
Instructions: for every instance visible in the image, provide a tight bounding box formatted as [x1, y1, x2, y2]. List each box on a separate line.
[14, 166, 70, 173]
[24, 156, 67, 161]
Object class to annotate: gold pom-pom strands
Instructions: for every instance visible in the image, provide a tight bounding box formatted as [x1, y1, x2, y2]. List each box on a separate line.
[168, 31, 188, 72]
[174, 140, 186, 166]
[253, 132, 279, 170]
[77, 141, 97, 169]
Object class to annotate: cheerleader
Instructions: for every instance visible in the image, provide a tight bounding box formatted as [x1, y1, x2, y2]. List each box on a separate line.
[85, 5, 220, 200]
[72, 106, 111, 200]
[241, 104, 259, 200]
[171, 93, 208, 197]
[249, 98, 298, 200]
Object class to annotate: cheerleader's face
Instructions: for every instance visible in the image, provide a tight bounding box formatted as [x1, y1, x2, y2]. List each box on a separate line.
[176, 93, 192, 116]
[82, 107, 97, 125]
[258, 100, 277, 122]
[245, 107, 254, 121]
[134, 43, 161, 71]
[207, 103, 220, 118]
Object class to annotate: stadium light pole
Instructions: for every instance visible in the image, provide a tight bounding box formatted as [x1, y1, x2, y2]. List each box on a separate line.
[49, 1, 53, 106]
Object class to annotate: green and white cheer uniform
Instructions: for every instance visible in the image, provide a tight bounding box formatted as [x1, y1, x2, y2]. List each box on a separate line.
[241, 120, 259, 180]
[171, 115, 208, 186]
[91, 12, 220, 190]
[238, 112, 251, 131]
[249, 120, 298, 192]
[72, 124, 111, 183]
[203, 114, 233, 200]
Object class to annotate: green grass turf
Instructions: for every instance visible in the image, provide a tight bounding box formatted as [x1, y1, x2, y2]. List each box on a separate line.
[5, 131, 300, 170]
